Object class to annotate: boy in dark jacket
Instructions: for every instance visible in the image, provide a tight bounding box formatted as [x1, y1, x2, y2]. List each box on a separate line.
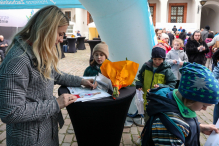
[136, 44, 176, 113]
[140, 62, 219, 146]
[179, 29, 186, 43]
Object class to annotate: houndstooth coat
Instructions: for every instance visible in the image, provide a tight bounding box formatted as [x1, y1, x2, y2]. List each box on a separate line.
[0, 36, 82, 146]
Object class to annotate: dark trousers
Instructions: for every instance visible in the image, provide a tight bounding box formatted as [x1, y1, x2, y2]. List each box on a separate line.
[213, 103, 219, 124]
[212, 64, 215, 71]
[175, 80, 180, 89]
[0, 50, 5, 61]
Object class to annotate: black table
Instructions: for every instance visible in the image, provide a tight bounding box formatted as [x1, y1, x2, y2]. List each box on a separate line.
[76, 37, 86, 50]
[58, 86, 136, 146]
[93, 37, 101, 40]
[87, 40, 101, 64]
[67, 38, 77, 53]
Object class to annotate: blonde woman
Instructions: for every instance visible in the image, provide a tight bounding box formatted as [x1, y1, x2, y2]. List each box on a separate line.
[0, 5, 97, 146]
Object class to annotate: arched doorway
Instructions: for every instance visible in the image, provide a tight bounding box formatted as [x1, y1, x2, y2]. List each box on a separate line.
[200, 1, 219, 32]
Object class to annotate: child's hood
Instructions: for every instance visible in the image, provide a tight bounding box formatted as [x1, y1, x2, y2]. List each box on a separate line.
[146, 88, 180, 116]
[170, 48, 184, 53]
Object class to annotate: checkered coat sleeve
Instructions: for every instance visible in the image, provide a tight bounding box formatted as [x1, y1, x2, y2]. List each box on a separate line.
[0, 37, 82, 146]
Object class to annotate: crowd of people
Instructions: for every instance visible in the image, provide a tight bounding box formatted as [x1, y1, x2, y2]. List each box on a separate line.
[80, 25, 219, 145]
[133, 25, 219, 145]
[1, 5, 219, 146]
[155, 25, 219, 70]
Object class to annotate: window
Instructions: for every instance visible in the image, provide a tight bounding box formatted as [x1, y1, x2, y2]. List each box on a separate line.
[65, 11, 71, 21]
[150, 6, 154, 20]
[168, 3, 187, 23]
[89, 13, 93, 23]
[170, 6, 184, 23]
[87, 12, 94, 25]
[149, 4, 156, 26]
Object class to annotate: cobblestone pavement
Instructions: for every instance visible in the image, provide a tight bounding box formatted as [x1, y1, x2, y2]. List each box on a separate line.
[0, 44, 213, 146]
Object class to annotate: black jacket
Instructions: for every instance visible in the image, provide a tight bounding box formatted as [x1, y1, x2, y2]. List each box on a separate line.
[141, 88, 200, 146]
[179, 32, 186, 42]
[168, 33, 174, 46]
[185, 38, 209, 65]
[172, 27, 177, 33]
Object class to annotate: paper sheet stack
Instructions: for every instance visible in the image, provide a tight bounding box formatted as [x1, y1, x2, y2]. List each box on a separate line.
[67, 74, 112, 102]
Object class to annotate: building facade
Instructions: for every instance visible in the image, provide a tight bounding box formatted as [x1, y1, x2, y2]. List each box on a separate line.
[149, 0, 219, 32]
[61, 8, 94, 39]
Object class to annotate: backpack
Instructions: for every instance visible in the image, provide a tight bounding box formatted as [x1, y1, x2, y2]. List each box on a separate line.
[63, 45, 68, 52]
[140, 88, 185, 146]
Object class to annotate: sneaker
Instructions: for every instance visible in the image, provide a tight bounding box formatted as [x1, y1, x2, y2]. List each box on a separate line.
[135, 136, 141, 146]
[133, 116, 145, 127]
[124, 117, 133, 128]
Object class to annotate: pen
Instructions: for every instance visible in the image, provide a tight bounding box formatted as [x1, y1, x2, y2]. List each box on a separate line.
[92, 75, 97, 90]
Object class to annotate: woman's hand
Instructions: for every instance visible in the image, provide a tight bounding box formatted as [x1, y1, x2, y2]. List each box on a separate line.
[81, 79, 98, 89]
[138, 88, 142, 91]
[200, 124, 219, 135]
[198, 45, 203, 50]
[56, 94, 78, 109]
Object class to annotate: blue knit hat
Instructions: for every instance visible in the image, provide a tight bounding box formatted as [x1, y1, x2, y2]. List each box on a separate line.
[179, 62, 219, 104]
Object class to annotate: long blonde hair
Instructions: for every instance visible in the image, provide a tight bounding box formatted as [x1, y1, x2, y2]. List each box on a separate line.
[6, 5, 69, 79]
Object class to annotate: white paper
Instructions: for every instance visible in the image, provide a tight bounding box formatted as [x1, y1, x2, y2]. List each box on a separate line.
[204, 119, 219, 146]
[135, 90, 144, 115]
[83, 74, 113, 92]
[96, 73, 113, 91]
[67, 75, 113, 102]
[216, 119, 219, 128]
[67, 86, 111, 102]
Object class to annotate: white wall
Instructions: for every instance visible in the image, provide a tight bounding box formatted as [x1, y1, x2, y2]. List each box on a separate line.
[200, 0, 219, 32]
[61, 8, 88, 38]
[201, 7, 219, 31]
[62, 8, 76, 22]
[81, 9, 88, 38]
[75, 8, 88, 38]
[148, 0, 160, 24]
[149, 0, 199, 29]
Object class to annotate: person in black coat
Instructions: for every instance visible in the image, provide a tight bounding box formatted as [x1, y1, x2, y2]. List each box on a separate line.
[167, 31, 175, 47]
[172, 25, 177, 34]
[186, 30, 209, 65]
[179, 29, 186, 43]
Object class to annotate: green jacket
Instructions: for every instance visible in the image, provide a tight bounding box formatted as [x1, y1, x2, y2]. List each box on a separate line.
[136, 60, 176, 109]
[83, 65, 101, 76]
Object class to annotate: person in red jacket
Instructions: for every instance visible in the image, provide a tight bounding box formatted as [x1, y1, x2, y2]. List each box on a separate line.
[158, 33, 172, 53]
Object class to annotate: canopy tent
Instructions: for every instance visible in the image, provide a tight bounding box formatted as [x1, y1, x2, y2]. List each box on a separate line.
[88, 22, 96, 28]
[0, 0, 85, 41]
[0, 0, 85, 9]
